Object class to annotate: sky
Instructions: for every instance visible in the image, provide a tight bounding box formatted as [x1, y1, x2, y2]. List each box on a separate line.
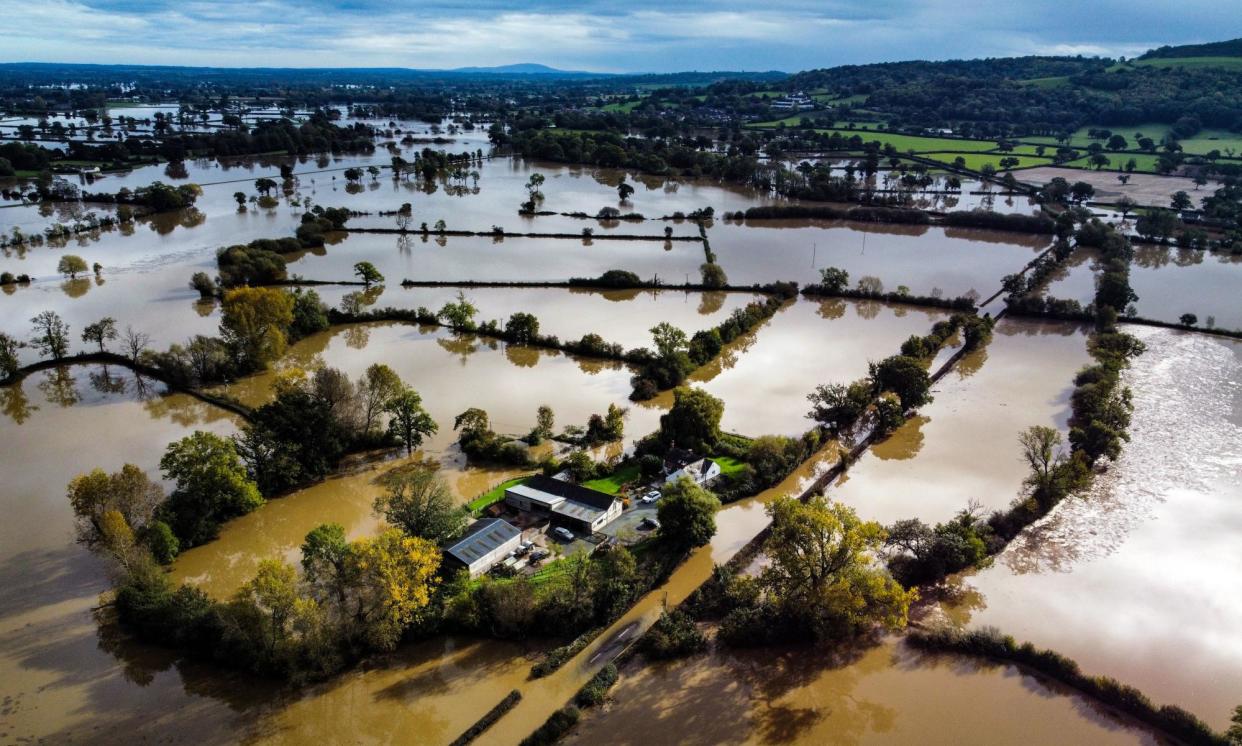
[0, 0, 1237, 73]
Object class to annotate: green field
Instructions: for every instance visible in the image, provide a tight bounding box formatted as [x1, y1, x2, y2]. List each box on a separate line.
[810, 130, 1000, 153]
[710, 456, 748, 477]
[600, 100, 643, 113]
[467, 475, 531, 513]
[1062, 153, 1165, 173]
[1121, 56, 1242, 71]
[1020, 76, 1071, 89]
[584, 464, 641, 495]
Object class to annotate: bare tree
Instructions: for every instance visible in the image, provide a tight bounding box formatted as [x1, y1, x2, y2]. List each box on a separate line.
[122, 326, 151, 363]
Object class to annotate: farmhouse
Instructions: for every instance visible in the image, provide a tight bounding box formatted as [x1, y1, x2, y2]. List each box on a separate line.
[664, 457, 722, 487]
[444, 518, 522, 577]
[505, 475, 623, 534]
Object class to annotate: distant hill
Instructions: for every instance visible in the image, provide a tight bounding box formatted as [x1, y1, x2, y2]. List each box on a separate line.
[446, 63, 595, 75]
[1139, 38, 1242, 60]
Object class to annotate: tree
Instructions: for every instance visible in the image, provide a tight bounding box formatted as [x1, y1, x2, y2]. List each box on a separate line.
[373, 467, 466, 543]
[1227, 705, 1242, 745]
[1018, 425, 1064, 501]
[30, 310, 70, 360]
[617, 181, 635, 202]
[359, 363, 403, 435]
[650, 322, 688, 361]
[220, 286, 295, 368]
[190, 271, 216, 299]
[385, 387, 438, 455]
[535, 405, 555, 440]
[1070, 181, 1095, 204]
[233, 191, 247, 207]
[353, 261, 384, 287]
[289, 288, 329, 339]
[1115, 196, 1137, 218]
[857, 275, 884, 294]
[1170, 191, 1193, 211]
[700, 262, 728, 289]
[0, 332, 20, 380]
[1106, 134, 1128, 151]
[254, 177, 278, 196]
[160, 431, 263, 546]
[762, 495, 912, 640]
[228, 559, 302, 660]
[505, 312, 540, 343]
[58, 254, 88, 279]
[340, 529, 440, 650]
[1180, 313, 1198, 326]
[81, 317, 118, 353]
[66, 464, 163, 550]
[818, 266, 849, 293]
[657, 476, 720, 550]
[659, 387, 724, 452]
[870, 355, 932, 409]
[121, 326, 150, 363]
[437, 291, 477, 330]
[806, 379, 870, 431]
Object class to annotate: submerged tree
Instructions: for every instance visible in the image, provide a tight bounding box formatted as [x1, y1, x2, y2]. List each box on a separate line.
[385, 387, 437, 455]
[373, 467, 466, 543]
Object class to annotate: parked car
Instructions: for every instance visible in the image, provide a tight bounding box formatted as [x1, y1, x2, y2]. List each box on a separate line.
[529, 548, 550, 561]
[639, 490, 661, 504]
[552, 526, 575, 541]
[639, 517, 661, 530]
[514, 541, 533, 557]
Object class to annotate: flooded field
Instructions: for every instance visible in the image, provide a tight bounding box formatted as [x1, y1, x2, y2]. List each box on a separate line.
[941, 326, 1242, 729]
[647, 297, 950, 437]
[1042, 244, 1242, 331]
[711, 221, 1048, 296]
[563, 639, 1160, 746]
[828, 317, 1091, 524]
[0, 366, 243, 744]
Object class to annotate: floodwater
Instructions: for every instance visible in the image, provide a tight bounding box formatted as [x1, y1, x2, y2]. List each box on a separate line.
[711, 220, 1048, 297]
[645, 297, 951, 437]
[563, 638, 1161, 746]
[828, 317, 1092, 525]
[0, 365, 243, 744]
[941, 326, 1242, 729]
[1042, 244, 1242, 331]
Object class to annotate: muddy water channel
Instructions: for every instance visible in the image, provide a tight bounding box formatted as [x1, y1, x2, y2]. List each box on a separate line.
[941, 326, 1242, 728]
[828, 317, 1091, 524]
[563, 639, 1161, 746]
[0, 366, 245, 744]
[711, 220, 1048, 296]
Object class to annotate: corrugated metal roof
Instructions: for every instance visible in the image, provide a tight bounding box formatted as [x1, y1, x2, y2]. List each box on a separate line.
[446, 518, 521, 564]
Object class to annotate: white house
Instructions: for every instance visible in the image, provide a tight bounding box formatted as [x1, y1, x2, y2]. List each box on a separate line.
[665, 458, 722, 487]
[505, 475, 623, 534]
[444, 518, 522, 577]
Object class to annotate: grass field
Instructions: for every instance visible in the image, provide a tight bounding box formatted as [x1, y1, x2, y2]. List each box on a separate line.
[584, 464, 641, 495]
[1119, 57, 1242, 72]
[1020, 76, 1071, 89]
[811, 130, 1000, 153]
[467, 475, 531, 513]
[1062, 153, 1165, 173]
[600, 100, 643, 113]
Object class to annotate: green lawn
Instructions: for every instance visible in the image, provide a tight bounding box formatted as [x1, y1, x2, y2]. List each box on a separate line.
[710, 456, 748, 477]
[1062, 153, 1165, 174]
[467, 475, 532, 514]
[584, 463, 641, 495]
[812, 130, 1001, 153]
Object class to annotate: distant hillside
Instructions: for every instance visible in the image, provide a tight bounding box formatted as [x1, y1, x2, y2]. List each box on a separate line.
[1140, 38, 1242, 59]
[446, 63, 600, 76]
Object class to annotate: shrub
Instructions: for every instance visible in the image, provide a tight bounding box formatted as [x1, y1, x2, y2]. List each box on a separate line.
[641, 609, 707, 659]
[575, 663, 619, 707]
[519, 706, 580, 746]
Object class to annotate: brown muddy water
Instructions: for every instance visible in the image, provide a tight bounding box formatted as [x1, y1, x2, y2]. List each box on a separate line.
[940, 326, 1242, 729]
[562, 638, 1162, 746]
[828, 317, 1092, 525]
[710, 220, 1048, 295]
[1042, 244, 1242, 331]
[0, 365, 244, 744]
[643, 297, 951, 437]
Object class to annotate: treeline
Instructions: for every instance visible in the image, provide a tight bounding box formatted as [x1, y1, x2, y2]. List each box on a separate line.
[629, 285, 797, 400]
[909, 627, 1228, 746]
[727, 204, 1056, 235]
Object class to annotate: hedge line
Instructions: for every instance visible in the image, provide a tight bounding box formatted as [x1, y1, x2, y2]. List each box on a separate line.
[449, 690, 523, 746]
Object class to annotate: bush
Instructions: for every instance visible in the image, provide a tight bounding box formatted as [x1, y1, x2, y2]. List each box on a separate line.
[575, 663, 619, 707]
[449, 690, 522, 746]
[641, 609, 707, 659]
[519, 706, 580, 746]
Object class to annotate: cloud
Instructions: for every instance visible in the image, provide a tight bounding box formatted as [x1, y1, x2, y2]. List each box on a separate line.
[0, 0, 1235, 71]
